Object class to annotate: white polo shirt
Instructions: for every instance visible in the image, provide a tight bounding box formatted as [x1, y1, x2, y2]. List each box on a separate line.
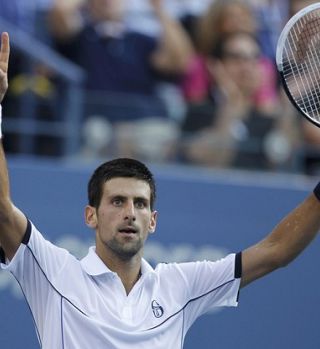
[1, 220, 241, 349]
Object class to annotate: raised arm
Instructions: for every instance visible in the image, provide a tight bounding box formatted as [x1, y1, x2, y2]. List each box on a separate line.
[241, 188, 320, 288]
[0, 32, 28, 261]
[149, 0, 194, 74]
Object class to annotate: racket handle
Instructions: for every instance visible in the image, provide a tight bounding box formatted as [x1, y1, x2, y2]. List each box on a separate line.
[313, 182, 320, 201]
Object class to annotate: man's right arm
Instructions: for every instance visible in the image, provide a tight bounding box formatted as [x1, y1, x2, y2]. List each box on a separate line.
[0, 32, 27, 261]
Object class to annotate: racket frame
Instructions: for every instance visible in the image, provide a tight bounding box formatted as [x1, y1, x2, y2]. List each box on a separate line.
[276, 2, 320, 128]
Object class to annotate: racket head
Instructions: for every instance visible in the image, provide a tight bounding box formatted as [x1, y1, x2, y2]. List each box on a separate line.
[276, 2, 320, 128]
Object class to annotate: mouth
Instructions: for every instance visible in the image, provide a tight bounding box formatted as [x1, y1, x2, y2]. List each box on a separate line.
[118, 227, 138, 236]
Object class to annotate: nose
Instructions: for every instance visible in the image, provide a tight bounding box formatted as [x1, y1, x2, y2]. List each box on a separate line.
[124, 201, 136, 221]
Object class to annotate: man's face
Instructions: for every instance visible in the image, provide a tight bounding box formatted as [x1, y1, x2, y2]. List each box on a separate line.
[87, 177, 157, 261]
[88, 0, 125, 22]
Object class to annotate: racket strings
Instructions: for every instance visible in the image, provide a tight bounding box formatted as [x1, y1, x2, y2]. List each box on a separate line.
[282, 9, 320, 122]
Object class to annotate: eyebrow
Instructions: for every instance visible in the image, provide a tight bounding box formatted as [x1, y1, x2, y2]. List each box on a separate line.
[110, 195, 149, 203]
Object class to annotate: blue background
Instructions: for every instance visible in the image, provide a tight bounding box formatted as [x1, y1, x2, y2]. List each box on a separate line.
[0, 159, 319, 349]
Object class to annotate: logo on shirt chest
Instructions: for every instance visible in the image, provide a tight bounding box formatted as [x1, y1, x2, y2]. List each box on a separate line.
[151, 300, 164, 318]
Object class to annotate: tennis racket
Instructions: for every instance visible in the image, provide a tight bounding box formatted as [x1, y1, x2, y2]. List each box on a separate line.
[276, 3, 320, 127]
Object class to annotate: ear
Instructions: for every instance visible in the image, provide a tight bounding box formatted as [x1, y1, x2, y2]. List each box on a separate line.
[85, 205, 98, 229]
[149, 210, 158, 234]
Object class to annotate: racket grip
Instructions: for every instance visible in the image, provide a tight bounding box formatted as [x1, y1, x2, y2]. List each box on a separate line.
[313, 182, 320, 201]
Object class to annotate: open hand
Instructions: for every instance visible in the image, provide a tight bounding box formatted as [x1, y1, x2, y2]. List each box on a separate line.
[0, 32, 9, 103]
[207, 59, 249, 108]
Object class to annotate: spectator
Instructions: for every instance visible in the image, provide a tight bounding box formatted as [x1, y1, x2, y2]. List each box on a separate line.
[48, 0, 193, 161]
[180, 31, 296, 171]
[181, 0, 278, 106]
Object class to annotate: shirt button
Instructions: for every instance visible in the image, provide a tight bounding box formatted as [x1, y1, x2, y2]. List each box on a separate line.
[122, 306, 132, 319]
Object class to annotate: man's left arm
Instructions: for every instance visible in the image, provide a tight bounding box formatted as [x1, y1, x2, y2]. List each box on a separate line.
[241, 188, 320, 288]
[149, 0, 194, 74]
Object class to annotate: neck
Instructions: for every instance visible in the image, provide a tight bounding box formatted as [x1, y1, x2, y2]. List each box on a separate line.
[116, 258, 142, 295]
[98, 249, 142, 295]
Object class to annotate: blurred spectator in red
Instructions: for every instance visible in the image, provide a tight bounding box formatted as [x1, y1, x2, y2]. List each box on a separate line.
[180, 31, 297, 170]
[181, 0, 278, 108]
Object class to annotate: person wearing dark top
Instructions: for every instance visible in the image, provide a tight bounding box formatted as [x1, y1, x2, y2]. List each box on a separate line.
[181, 31, 283, 170]
[49, 0, 193, 121]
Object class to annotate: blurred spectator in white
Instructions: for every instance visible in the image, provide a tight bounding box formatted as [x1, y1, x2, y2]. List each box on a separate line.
[48, 0, 194, 162]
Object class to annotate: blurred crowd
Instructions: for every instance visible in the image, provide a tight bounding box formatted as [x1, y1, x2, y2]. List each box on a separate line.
[1, 0, 320, 175]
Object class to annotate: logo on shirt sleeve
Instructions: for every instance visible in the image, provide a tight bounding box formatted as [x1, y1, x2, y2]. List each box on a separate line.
[151, 300, 164, 318]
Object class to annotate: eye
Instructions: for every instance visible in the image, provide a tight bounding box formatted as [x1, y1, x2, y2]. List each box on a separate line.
[112, 198, 123, 207]
[135, 200, 147, 209]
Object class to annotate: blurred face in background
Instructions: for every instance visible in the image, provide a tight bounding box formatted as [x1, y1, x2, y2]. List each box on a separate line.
[88, 0, 125, 22]
[218, 2, 257, 35]
[221, 33, 261, 96]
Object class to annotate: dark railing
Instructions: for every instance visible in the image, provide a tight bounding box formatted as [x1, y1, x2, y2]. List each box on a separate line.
[0, 16, 86, 156]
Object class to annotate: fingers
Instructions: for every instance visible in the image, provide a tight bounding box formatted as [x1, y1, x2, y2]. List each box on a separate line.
[0, 32, 10, 73]
[0, 32, 9, 102]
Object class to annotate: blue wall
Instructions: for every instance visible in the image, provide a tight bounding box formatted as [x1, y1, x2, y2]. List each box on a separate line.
[0, 159, 319, 349]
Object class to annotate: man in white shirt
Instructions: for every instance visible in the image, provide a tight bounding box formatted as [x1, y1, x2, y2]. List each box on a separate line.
[0, 32, 319, 348]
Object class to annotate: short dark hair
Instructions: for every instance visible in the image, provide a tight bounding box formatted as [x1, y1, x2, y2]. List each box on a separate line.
[88, 158, 156, 210]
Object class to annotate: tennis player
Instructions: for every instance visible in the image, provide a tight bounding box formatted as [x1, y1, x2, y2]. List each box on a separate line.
[0, 32, 319, 348]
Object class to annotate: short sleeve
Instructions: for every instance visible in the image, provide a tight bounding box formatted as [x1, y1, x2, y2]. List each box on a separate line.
[164, 253, 242, 331]
[0, 220, 71, 325]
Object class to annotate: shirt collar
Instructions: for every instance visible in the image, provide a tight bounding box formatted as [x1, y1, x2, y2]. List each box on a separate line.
[81, 246, 113, 276]
[81, 246, 156, 278]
